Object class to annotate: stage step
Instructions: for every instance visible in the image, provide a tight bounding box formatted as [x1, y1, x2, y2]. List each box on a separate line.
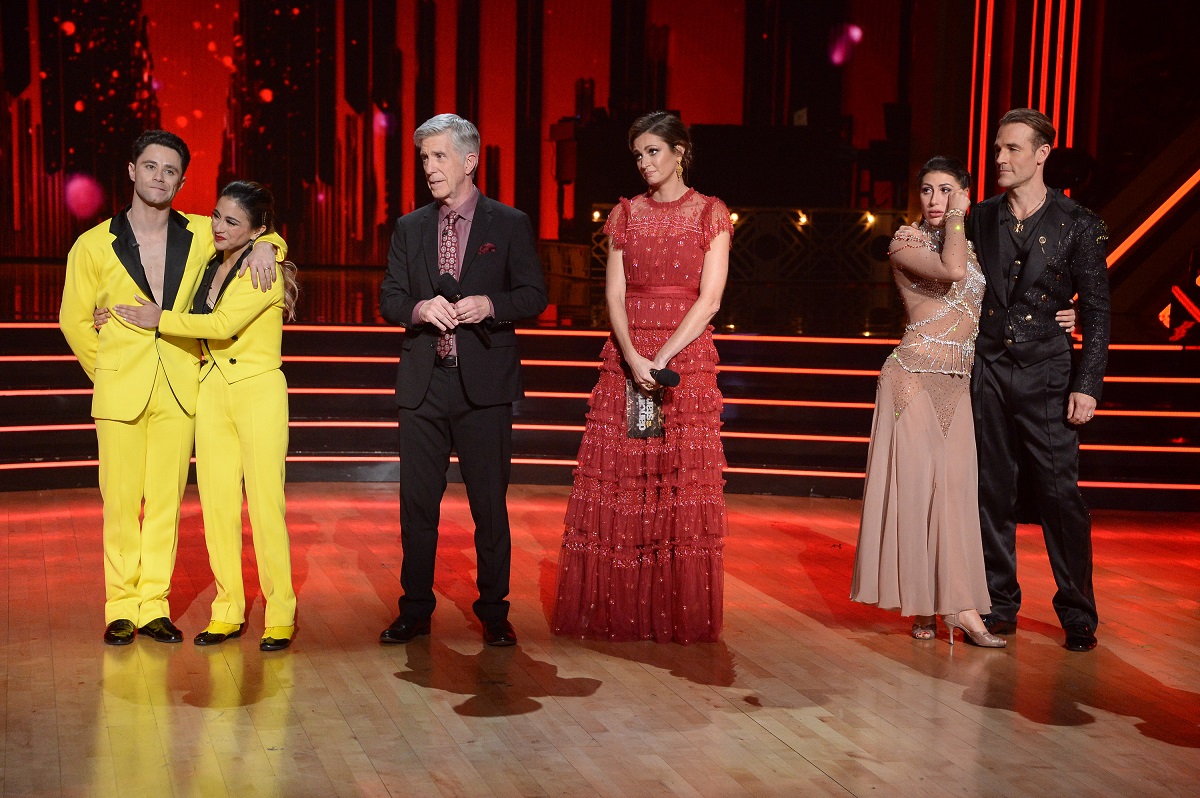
[2, 322, 1197, 510]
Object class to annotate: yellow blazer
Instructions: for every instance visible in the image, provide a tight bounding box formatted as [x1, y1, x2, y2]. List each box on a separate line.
[158, 266, 285, 383]
[59, 209, 285, 421]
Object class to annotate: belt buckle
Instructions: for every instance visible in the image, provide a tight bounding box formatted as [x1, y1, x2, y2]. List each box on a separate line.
[437, 354, 458, 368]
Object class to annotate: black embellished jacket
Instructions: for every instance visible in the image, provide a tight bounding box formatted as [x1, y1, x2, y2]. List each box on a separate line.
[968, 188, 1110, 400]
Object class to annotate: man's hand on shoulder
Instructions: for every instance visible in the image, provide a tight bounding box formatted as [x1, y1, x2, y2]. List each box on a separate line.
[240, 240, 279, 291]
[419, 296, 458, 331]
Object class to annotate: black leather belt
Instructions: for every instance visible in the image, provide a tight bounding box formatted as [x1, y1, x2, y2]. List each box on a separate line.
[435, 354, 458, 368]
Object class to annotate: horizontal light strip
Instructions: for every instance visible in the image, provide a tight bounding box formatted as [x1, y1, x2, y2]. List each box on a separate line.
[722, 431, 869, 443]
[1104, 376, 1200, 384]
[1097, 409, 1200, 418]
[725, 398, 876, 409]
[1079, 444, 1200, 454]
[1078, 480, 1200, 491]
[724, 466, 864, 478]
[714, 334, 898, 345]
[5, 387, 1199, 419]
[8, 422, 1199, 453]
[0, 388, 94, 397]
[510, 329, 608, 338]
[288, 387, 392, 395]
[5, 457, 1200, 491]
[285, 356, 397, 363]
[1106, 167, 1200, 268]
[4, 321, 1199, 352]
[9, 352, 1193, 383]
[0, 459, 101, 471]
[0, 355, 76, 362]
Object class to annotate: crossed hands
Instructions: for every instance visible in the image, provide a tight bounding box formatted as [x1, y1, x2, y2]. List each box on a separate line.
[418, 295, 491, 331]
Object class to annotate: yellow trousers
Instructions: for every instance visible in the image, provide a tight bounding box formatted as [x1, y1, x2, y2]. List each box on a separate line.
[194, 367, 295, 627]
[95, 364, 195, 626]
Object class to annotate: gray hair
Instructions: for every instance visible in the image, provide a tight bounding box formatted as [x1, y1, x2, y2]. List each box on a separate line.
[413, 114, 480, 159]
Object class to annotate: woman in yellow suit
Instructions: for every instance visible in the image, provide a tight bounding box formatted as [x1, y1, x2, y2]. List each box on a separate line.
[112, 181, 299, 651]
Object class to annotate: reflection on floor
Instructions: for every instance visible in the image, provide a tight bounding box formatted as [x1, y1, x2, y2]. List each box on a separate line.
[2, 483, 1197, 797]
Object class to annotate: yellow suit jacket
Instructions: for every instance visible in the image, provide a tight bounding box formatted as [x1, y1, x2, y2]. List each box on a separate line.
[158, 266, 285, 384]
[59, 209, 285, 421]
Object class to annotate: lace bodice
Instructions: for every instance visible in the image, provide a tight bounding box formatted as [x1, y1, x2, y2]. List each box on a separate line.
[605, 188, 733, 294]
[890, 224, 985, 376]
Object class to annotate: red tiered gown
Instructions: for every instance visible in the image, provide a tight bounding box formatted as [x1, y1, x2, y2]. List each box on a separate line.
[552, 188, 732, 644]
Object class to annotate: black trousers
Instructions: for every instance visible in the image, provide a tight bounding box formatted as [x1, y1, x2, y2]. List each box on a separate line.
[972, 350, 1098, 631]
[397, 364, 513, 624]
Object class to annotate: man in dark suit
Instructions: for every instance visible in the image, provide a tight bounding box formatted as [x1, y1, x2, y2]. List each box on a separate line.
[968, 108, 1110, 652]
[378, 114, 548, 647]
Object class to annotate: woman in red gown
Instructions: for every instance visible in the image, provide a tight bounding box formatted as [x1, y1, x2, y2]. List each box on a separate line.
[552, 112, 731, 643]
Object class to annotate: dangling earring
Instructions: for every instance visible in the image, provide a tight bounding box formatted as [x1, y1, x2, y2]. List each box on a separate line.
[675, 159, 683, 179]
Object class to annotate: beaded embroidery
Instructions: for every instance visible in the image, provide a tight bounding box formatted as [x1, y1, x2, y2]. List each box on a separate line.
[886, 223, 986, 435]
[890, 223, 985, 377]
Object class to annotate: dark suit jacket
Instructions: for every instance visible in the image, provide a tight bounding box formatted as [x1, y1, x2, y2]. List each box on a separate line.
[969, 188, 1111, 399]
[379, 192, 548, 408]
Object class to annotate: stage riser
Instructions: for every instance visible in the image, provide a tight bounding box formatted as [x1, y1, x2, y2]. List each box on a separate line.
[6, 464, 1198, 514]
[6, 424, 1194, 482]
[2, 325, 1197, 510]
[5, 394, 1193, 444]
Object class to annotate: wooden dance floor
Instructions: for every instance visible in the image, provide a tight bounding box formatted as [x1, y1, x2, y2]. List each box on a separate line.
[2, 483, 1197, 797]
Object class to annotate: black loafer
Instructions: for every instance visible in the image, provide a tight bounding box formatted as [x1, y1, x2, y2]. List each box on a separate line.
[379, 617, 431, 644]
[260, 635, 292, 652]
[138, 617, 183, 643]
[482, 620, 517, 647]
[103, 619, 137, 646]
[982, 616, 1018, 635]
[194, 624, 244, 646]
[1064, 626, 1098, 652]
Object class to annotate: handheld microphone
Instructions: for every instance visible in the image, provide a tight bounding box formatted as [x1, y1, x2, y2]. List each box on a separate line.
[649, 368, 681, 387]
[437, 272, 462, 302]
[436, 273, 491, 347]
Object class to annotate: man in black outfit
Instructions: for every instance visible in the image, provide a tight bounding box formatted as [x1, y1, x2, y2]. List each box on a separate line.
[969, 108, 1110, 652]
[378, 114, 547, 647]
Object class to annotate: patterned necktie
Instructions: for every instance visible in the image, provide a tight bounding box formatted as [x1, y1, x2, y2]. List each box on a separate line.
[436, 211, 459, 359]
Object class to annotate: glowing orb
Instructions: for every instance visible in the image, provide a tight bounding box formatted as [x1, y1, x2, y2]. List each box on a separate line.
[829, 24, 864, 66]
[64, 174, 106, 219]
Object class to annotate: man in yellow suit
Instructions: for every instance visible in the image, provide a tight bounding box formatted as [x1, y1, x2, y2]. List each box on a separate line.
[59, 130, 284, 645]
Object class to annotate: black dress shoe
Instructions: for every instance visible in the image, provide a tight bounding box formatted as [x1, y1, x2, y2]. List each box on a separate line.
[482, 620, 517, 647]
[1064, 626, 1098, 651]
[259, 635, 292, 652]
[103, 619, 136, 646]
[379, 617, 431, 644]
[138, 617, 183, 643]
[194, 624, 244, 646]
[982, 615, 1018, 635]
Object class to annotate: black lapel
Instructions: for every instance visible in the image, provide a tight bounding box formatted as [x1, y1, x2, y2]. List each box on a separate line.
[203, 248, 250, 312]
[458, 194, 494, 284]
[1011, 190, 1069, 301]
[190, 255, 222, 314]
[977, 199, 1008, 308]
[160, 210, 193, 311]
[108, 210, 153, 299]
[421, 203, 440, 292]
